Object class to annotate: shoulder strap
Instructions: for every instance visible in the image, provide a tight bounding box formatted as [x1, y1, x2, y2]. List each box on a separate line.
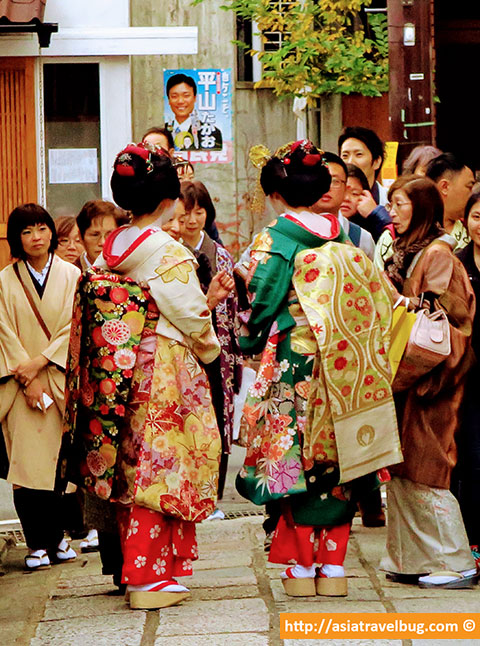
[13, 263, 52, 341]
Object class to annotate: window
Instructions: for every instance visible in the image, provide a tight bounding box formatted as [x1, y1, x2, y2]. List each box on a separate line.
[44, 63, 101, 216]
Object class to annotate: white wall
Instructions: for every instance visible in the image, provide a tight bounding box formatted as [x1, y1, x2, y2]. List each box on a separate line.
[44, 0, 129, 28]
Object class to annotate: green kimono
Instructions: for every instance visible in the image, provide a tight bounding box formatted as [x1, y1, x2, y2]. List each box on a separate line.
[237, 215, 399, 526]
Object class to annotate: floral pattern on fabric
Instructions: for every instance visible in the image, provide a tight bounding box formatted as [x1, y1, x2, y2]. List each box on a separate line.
[293, 243, 402, 483]
[61, 269, 155, 500]
[116, 333, 221, 522]
[117, 505, 197, 585]
[213, 243, 243, 452]
[269, 515, 351, 567]
[237, 218, 349, 505]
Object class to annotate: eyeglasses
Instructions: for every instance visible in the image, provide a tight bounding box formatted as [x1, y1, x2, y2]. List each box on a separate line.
[330, 178, 346, 188]
[58, 237, 83, 247]
[385, 201, 411, 212]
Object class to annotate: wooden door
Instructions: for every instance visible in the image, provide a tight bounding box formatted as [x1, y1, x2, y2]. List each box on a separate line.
[0, 57, 37, 268]
[387, 0, 435, 167]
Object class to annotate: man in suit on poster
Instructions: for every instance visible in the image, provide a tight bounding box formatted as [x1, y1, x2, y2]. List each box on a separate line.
[165, 73, 223, 152]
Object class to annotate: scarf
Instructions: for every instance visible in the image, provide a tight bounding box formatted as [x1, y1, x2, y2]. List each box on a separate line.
[385, 223, 443, 290]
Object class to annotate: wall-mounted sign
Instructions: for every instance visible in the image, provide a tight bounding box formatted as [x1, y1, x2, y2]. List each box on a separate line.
[48, 148, 98, 184]
[163, 68, 233, 164]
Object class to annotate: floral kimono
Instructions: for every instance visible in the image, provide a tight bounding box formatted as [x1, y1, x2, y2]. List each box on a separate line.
[78, 225, 221, 585]
[197, 233, 243, 496]
[238, 214, 399, 567]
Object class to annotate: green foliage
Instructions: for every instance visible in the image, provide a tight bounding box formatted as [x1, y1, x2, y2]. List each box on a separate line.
[193, 0, 389, 100]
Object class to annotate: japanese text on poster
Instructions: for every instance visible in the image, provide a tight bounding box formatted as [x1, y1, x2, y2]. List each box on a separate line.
[163, 68, 233, 164]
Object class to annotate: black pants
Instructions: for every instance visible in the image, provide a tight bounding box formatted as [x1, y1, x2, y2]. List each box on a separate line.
[13, 487, 64, 551]
[452, 379, 480, 546]
[98, 530, 124, 587]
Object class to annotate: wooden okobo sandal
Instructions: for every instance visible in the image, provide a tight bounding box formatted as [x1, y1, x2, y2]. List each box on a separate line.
[280, 567, 316, 597]
[315, 570, 348, 596]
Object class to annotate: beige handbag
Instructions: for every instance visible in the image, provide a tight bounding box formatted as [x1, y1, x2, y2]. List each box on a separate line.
[392, 298, 451, 392]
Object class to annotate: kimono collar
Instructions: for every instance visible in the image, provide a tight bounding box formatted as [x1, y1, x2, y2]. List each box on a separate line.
[102, 225, 159, 269]
[281, 211, 341, 241]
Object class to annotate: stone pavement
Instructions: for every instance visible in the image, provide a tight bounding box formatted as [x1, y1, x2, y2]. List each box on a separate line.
[1, 515, 480, 646]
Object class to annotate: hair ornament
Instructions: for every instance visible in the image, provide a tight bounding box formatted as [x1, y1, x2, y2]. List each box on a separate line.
[114, 142, 162, 177]
[249, 144, 272, 170]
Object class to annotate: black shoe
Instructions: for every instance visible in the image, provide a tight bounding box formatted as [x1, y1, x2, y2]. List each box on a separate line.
[385, 572, 425, 585]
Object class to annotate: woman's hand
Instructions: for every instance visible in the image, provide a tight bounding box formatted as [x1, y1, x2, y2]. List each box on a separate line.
[206, 270, 235, 310]
[23, 378, 48, 412]
[13, 355, 48, 388]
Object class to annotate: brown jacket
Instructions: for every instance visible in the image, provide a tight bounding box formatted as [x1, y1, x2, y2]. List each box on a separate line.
[393, 239, 475, 489]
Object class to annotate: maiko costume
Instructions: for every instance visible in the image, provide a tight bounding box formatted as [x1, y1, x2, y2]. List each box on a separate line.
[237, 142, 402, 596]
[62, 225, 221, 591]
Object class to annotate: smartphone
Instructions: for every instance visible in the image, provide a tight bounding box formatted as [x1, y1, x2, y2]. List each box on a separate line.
[37, 393, 54, 411]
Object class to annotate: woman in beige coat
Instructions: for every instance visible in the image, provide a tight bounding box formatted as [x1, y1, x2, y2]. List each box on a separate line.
[0, 204, 80, 570]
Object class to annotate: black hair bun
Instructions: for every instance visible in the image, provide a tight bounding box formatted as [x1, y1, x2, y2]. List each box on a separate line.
[111, 143, 180, 216]
[260, 139, 331, 208]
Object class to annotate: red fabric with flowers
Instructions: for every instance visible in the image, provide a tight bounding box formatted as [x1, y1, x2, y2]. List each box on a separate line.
[269, 516, 351, 567]
[117, 505, 197, 585]
[60, 268, 158, 500]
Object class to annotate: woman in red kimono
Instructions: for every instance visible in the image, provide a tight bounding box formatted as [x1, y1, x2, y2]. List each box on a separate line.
[67, 143, 222, 609]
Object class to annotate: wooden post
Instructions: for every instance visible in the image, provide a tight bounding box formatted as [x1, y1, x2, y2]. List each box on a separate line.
[387, 0, 435, 166]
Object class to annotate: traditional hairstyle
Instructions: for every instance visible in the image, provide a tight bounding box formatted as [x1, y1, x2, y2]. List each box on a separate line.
[338, 126, 385, 177]
[179, 180, 216, 230]
[425, 152, 468, 183]
[388, 175, 444, 247]
[142, 126, 175, 152]
[402, 145, 442, 176]
[166, 73, 197, 97]
[345, 163, 370, 191]
[55, 215, 78, 239]
[110, 143, 180, 217]
[7, 203, 58, 260]
[254, 140, 331, 208]
[76, 200, 129, 238]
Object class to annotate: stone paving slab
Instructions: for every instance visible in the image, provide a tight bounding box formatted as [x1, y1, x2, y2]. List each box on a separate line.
[193, 552, 252, 570]
[156, 598, 269, 636]
[51, 582, 117, 598]
[277, 600, 388, 613]
[44, 594, 130, 620]
[391, 598, 480, 613]
[30, 612, 146, 646]
[270, 578, 380, 603]
[155, 633, 269, 646]
[190, 584, 260, 601]
[382, 579, 480, 599]
[181, 566, 257, 589]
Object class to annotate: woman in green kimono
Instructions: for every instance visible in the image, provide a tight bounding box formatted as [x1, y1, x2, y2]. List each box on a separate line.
[238, 140, 400, 597]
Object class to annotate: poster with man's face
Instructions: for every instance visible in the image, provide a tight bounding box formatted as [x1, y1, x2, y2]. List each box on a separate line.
[163, 68, 233, 164]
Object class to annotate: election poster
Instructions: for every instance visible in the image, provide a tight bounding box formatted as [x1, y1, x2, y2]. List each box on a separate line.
[163, 68, 233, 164]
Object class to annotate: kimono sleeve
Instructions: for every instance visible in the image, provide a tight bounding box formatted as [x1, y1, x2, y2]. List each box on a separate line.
[415, 248, 475, 397]
[149, 256, 220, 364]
[240, 250, 294, 355]
[0, 277, 30, 378]
[41, 267, 80, 369]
